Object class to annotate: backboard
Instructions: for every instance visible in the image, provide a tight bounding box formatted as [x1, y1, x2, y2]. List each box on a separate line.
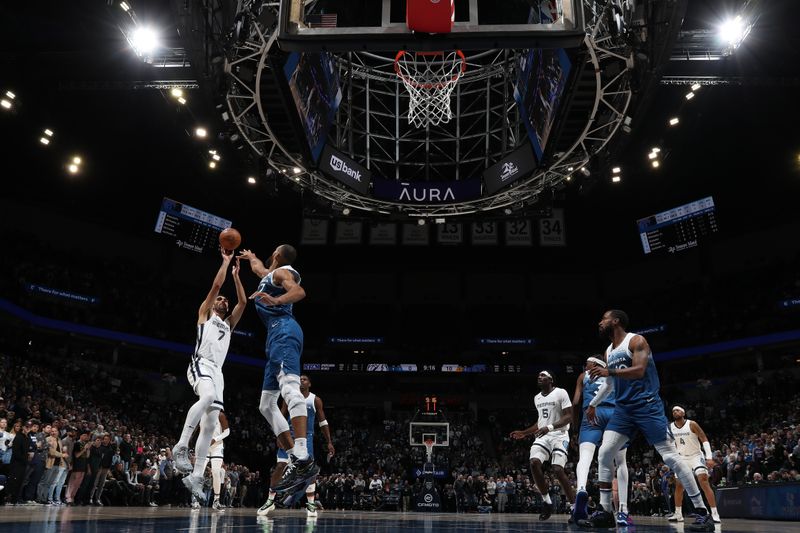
[278, 0, 585, 52]
[410, 409, 450, 447]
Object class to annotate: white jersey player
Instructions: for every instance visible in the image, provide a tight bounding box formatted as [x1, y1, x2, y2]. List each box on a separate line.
[511, 371, 575, 521]
[668, 406, 721, 524]
[174, 250, 247, 504]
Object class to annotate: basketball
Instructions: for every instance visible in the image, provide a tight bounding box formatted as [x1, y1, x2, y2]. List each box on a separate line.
[219, 227, 242, 251]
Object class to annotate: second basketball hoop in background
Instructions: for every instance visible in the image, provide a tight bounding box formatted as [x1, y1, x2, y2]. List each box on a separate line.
[394, 50, 466, 128]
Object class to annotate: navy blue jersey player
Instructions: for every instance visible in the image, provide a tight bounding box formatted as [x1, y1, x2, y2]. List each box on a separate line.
[583, 310, 714, 532]
[570, 355, 629, 524]
[238, 245, 319, 503]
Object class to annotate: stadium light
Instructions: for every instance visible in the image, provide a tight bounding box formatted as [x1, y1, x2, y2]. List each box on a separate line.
[120, 2, 131, 12]
[0, 99, 11, 110]
[580, 167, 591, 177]
[612, 167, 621, 174]
[669, 117, 680, 126]
[44, 129, 53, 137]
[195, 127, 207, 138]
[293, 167, 301, 174]
[211, 154, 221, 161]
[72, 156, 82, 165]
[685, 92, 695, 101]
[719, 15, 751, 52]
[177, 96, 186, 105]
[612, 176, 621, 183]
[504, 208, 512, 215]
[652, 160, 660, 169]
[68, 163, 79, 174]
[691, 83, 701, 92]
[208, 161, 217, 169]
[417, 218, 426, 226]
[342, 208, 351, 216]
[648, 152, 658, 160]
[247, 176, 256, 184]
[39, 137, 50, 145]
[130, 26, 159, 56]
[170, 88, 183, 98]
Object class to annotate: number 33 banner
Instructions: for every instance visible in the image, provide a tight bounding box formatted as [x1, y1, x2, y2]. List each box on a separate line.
[539, 208, 566, 247]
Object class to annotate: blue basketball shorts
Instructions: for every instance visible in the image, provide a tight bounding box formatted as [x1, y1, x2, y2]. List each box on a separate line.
[256, 308, 304, 391]
[605, 397, 671, 445]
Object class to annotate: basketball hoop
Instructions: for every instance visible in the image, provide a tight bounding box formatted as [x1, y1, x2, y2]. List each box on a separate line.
[394, 50, 466, 128]
[424, 438, 435, 463]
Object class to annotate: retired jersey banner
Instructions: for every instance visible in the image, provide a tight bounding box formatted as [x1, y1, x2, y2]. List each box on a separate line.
[301, 218, 329, 245]
[335, 220, 363, 244]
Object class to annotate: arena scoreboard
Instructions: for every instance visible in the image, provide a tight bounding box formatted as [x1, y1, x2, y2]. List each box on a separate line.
[637, 196, 718, 255]
[154, 198, 232, 254]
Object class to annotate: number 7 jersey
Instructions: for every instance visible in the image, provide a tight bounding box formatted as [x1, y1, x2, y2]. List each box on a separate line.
[194, 314, 232, 367]
[534, 387, 572, 436]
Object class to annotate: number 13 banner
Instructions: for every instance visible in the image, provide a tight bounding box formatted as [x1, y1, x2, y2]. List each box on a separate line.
[539, 208, 566, 247]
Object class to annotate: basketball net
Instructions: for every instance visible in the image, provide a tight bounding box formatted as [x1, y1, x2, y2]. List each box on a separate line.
[424, 438, 435, 463]
[394, 50, 466, 128]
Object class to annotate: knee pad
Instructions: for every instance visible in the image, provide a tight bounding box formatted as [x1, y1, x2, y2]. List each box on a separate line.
[279, 373, 305, 420]
[259, 390, 290, 435]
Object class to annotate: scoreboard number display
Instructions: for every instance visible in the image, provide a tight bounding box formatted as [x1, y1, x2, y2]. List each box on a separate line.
[637, 196, 719, 255]
[154, 198, 232, 254]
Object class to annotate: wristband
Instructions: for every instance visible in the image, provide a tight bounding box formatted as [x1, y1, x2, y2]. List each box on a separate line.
[319, 420, 329, 427]
[547, 424, 554, 432]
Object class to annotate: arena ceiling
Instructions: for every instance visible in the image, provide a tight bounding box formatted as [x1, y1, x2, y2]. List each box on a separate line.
[1, 0, 799, 264]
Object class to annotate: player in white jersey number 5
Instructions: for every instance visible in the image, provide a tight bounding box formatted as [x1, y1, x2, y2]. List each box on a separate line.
[174, 250, 246, 503]
[668, 406, 721, 524]
[510, 371, 575, 521]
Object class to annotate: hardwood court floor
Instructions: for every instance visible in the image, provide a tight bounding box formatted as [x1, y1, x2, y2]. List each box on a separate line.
[0, 506, 795, 532]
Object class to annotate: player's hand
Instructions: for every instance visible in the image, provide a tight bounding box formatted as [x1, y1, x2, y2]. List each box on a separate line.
[535, 426, 550, 437]
[231, 258, 240, 277]
[706, 459, 715, 469]
[327, 442, 335, 458]
[220, 247, 234, 260]
[510, 430, 527, 440]
[588, 366, 609, 379]
[238, 249, 256, 261]
[586, 406, 598, 426]
[249, 291, 281, 306]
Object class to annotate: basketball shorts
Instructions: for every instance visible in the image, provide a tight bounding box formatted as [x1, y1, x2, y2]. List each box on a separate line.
[579, 406, 615, 445]
[682, 453, 709, 476]
[529, 432, 569, 467]
[207, 441, 224, 460]
[202, 456, 224, 473]
[605, 396, 670, 445]
[256, 310, 304, 391]
[187, 357, 224, 410]
[276, 433, 315, 463]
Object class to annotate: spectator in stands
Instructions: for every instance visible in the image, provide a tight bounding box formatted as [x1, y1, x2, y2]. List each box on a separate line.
[6, 419, 35, 504]
[66, 431, 91, 505]
[39, 425, 68, 504]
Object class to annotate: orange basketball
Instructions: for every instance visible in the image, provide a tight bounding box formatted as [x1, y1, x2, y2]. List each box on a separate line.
[219, 227, 242, 251]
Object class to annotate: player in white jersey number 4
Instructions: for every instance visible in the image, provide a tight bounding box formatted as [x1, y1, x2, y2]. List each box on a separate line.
[668, 406, 721, 523]
[173, 250, 247, 504]
[510, 371, 576, 521]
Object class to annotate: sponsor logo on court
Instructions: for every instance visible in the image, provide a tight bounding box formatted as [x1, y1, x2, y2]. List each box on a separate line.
[330, 154, 362, 182]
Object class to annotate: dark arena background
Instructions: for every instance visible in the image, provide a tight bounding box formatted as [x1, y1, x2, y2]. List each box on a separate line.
[1, 1, 800, 532]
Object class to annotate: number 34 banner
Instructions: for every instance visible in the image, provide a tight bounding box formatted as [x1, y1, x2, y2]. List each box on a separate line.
[539, 208, 566, 247]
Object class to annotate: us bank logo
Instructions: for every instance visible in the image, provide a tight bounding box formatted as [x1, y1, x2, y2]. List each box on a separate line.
[500, 161, 519, 182]
[330, 154, 362, 182]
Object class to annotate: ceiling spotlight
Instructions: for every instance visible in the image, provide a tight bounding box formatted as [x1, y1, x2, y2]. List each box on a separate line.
[651, 147, 661, 153]
[434, 217, 445, 224]
[669, 117, 680, 126]
[130, 26, 159, 56]
[685, 92, 695, 101]
[0, 99, 11, 110]
[211, 154, 221, 161]
[652, 160, 660, 168]
[209, 161, 217, 169]
[177, 96, 187, 105]
[612, 176, 621, 183]
[612, 167, 621, 174]
[565, 175, 572, 182]
[170, 88, 183, 98]
[120, 1, 131, 12]
[567, 166, 574, 172]
[719, 15, 750, 51]
[195, 127, 207, 138]
[247, 176, 257, 184]
[648, 152, 658, 160]
[44, 129, 53, 137]
[39, 137, 50, 145]
[72, 156, 82, 165]
[342, 208, 351, 216]
[67, 164, 79, 174]
[691, 83, 701, 92]
[293, 167, 301, 174]
[580, 167, 591, 177]
[504, 208, 513, 215]
[5, 91, 15, 100]
[294, 176, 300, 182]
[417, 218, 426, 226]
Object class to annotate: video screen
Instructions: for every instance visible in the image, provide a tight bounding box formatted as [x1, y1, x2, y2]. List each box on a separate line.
[514, 48, 572, 161]
[283, 51, 343, 162]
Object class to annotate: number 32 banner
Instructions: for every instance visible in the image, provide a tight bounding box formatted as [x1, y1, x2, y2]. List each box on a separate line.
[539, 208, 566, 247]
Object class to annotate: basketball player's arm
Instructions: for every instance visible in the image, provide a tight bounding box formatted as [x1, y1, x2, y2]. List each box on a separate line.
[510, 422, 539, 440]
[586, 377, 613, 425]
[536, 390, 573, 436]
[571, 373, 585, 430]
[250, 269, 306, 306]
[227, 258, 247, 330]
[315, 396, 335, 458]
[588, 335, 649, 380]
[690, 421, 716, 468]
[237, 249, 268, 278]
[199, 250, 233, 324]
